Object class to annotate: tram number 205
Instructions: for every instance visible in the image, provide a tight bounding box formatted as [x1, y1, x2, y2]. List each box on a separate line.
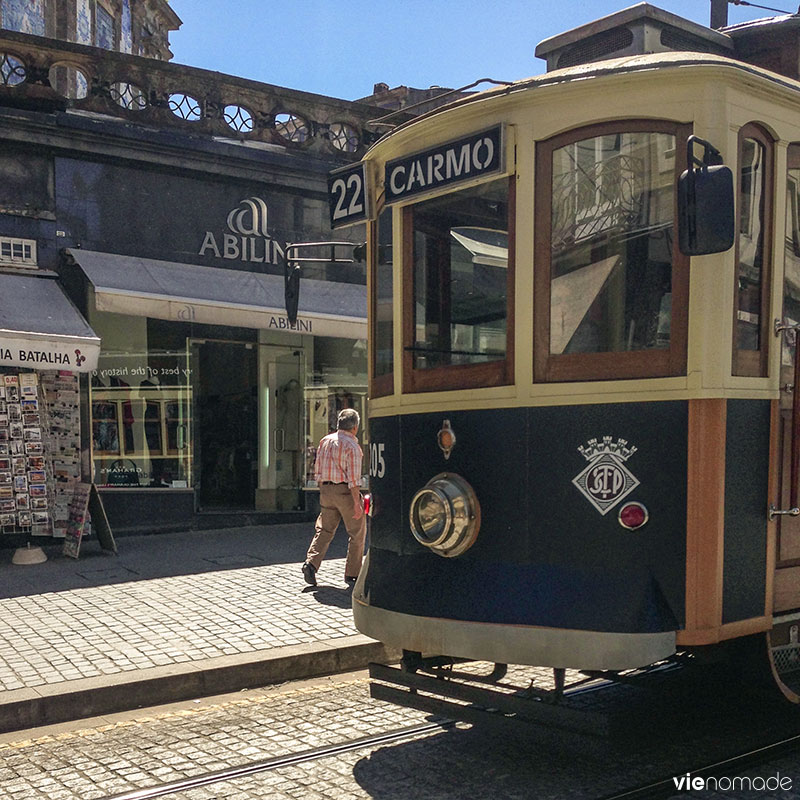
[370, 443, 386, 478]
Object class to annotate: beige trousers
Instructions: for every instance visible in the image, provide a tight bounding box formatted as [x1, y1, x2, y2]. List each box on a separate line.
[306, 483, 365, 578]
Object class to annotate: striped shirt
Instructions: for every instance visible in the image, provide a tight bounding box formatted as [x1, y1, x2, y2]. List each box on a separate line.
[314, 430, 363, 488]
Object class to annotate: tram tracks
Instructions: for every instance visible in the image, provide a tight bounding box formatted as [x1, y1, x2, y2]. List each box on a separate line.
[100, 719, 455, 800]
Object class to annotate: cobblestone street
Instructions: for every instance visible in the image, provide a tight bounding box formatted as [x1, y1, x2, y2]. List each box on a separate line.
[4, 669, 800, 799]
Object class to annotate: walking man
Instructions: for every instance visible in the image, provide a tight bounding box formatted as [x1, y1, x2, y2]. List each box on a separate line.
[302, 408, 365, 587]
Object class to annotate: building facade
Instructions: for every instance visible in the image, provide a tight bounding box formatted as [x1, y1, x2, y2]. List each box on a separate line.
[0, 24, 382, 539]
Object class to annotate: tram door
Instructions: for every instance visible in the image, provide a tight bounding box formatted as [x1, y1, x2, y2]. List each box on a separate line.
[776, 146, 800, 612]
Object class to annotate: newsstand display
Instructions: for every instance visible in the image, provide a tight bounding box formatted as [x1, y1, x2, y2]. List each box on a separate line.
[0, 369, 82, 539]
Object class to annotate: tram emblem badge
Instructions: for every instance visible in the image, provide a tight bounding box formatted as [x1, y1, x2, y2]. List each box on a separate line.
[572, 437, 639, 516]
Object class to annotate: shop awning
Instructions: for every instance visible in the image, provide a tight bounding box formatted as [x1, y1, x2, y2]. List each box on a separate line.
[0, 272, 100, 373]
[68, 249, 367, 340]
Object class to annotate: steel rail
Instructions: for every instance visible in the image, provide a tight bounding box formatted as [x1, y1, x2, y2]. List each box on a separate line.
[600, 732, 800, 800]
[100, 719, 453, 800]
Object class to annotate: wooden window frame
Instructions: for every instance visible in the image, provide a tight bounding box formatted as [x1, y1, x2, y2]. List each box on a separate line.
[534, 120, 691, 383]
[401, 176, 515, 394]
[732, 123, 775, 378]
[369, 210, 394, 399]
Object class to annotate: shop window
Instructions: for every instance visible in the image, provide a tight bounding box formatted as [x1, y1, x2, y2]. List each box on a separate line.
[534, 120, 689, 382]
[733, 123, 774, 377]
[403, 177, 514, 393]
[371, 208, 394, 398]
[90, 352, 192, 488]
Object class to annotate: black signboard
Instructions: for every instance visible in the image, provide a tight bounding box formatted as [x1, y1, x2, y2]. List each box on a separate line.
[385, 126, 504, 204]
[328, 162, 370, 228]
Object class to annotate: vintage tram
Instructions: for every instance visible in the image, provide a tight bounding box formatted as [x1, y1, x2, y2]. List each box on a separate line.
[333, 3, 800, 720]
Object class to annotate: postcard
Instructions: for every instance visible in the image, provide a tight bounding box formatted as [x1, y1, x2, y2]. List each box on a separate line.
[31, 511, 48, 525]
[28, 456, 45, 470]
[23, 414, 39, 427]
[17, 510, 31, 526]
[0, 487, 11, 499]
[0, 443, 7, 456]
[0, 429, 8, 442]
[13, 475, 27, 491]
[20, 399, 38, 412]
[19, 373, 37, 389]
[0, 499, 15, 513]
[24, 442, 43, 455]
[9, 423, 22, 439]
[30, 497, 47, 510]
[28, 470, 46, 483]
[0, 472, 10, 484]
[23, 428, 41, 442]
[0, 458, 8, 471]
[0, 513, 15, 526]
[9, 441, 23, 454]
[7, 405, 20, 421]
[29, 484, 46, 498]
[14, 494, 28, 510]
[0, 415, 7, 428]
[11, 457, 25, 475]
[6, 386, 18, 402]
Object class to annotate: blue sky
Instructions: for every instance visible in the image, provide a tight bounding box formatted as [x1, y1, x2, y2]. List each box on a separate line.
[169, 1, 784, 100]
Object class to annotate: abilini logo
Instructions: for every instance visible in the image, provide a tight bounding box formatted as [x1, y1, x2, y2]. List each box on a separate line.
[199, 197, 285, 264]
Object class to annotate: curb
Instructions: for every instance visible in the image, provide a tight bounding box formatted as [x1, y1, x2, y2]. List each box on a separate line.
[0, 634, 399, 735]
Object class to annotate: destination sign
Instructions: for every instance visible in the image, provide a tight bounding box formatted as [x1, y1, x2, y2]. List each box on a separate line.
[328, 162, 370, 229]
[385, 126, 504, 204]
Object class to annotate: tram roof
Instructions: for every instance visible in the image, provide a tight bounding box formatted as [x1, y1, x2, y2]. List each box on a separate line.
[366, 50, 800, 152]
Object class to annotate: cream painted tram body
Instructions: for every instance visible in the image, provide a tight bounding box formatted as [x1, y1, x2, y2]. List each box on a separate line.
[346, 4, 800, 714]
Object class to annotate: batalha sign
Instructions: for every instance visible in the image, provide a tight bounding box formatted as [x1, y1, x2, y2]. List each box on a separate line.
[0, 336, 99, 373]
[385, 126, 504, 204]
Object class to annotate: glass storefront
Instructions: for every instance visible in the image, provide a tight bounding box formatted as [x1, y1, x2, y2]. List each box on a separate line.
[88, 310, 368, 515]
[90, 350, 192, 489]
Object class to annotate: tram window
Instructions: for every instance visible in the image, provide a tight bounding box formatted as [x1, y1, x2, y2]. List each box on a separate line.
[403, 177, 513, 392]
[371, 208, 394, 398]
[781, 144, 800, 384]
[535, 121, 689, 382]
[733, 125, 774, 377]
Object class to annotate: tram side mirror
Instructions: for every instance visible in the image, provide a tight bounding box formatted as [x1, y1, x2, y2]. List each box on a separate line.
[678, 136, 735, 256]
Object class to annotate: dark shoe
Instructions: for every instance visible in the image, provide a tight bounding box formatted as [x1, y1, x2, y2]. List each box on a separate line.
[302, 562, 317, 586]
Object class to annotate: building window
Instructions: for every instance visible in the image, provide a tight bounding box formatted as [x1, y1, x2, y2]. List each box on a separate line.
[402, 177, 514, 393]
[95, 3, 115, 50]
[0, 0, 45, 36]
[370, 208, 394, 398]
[534, 120, 690, 382]
[733, 123, 774, 377]
[0, 236, 36, 268]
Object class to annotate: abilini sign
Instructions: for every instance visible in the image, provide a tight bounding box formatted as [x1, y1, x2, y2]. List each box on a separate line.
[385, 126, 504, 204]
[198, 197, 285, 265]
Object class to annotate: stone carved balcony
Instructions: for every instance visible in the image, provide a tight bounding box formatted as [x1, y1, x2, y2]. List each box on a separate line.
[0, 28, 384, 159]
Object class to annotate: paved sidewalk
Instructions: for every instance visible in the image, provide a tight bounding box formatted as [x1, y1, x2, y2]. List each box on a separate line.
[0, 523, 395, 733]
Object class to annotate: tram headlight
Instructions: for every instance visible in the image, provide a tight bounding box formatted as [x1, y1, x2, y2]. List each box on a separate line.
[409, 472, 480, 557]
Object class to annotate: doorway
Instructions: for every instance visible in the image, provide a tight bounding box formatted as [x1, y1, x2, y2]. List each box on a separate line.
[192, 340, 258, 510]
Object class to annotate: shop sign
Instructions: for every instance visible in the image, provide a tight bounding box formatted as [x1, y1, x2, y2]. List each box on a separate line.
[0, 335, 99, 373]
[385, 126, 504, 204]
[198, 197, 286, 265]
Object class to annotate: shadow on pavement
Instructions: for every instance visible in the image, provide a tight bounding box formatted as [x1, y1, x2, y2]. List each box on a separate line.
[0, 523, 350, 598]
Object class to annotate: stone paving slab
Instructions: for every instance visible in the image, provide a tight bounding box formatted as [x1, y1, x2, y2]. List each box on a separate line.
[0, 524, 394, 733]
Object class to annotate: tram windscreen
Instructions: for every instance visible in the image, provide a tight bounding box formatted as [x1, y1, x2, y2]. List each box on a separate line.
[411, 178, 509, 369]
[549, 132, 675, 355]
